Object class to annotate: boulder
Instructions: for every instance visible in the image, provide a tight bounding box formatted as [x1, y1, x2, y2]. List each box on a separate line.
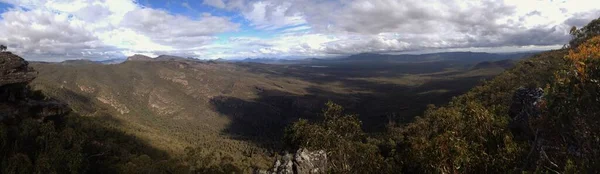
[268, 148, 328, 174]
[271, 153, 294, 174]
[508, 87, 544, 141]
[293, 148, 328, 174]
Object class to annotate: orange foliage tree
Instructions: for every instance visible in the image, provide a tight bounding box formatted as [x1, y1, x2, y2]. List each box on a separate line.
[566, 35, 600, 81]
[542, 35, 600, 172]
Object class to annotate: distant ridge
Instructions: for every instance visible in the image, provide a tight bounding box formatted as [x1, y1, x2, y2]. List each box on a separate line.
[155, 55, 190, 61]
[472, 59, 516, 70]
[125, 54, 192, 62]
[224, 51, 539, 65]
[59, 58, 126, 65]
[344, 51, 538, 63]
[126, 54, 153, 61]
[60, 59, 99, 65]
[115, 51, 541, 65]
[97, 58, 126, 64]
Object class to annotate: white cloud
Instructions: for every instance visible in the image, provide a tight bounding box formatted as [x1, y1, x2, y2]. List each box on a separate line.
[0, 8, 112, 61]
[207, 0, 599, 58]
[120, 8, 239, 48]
[204, 0, 306, 30]
[203, 0, 226, 9]
[0, 0, 240, 61]
[0, 0, 599, 61]
[242, 1, 306, 30]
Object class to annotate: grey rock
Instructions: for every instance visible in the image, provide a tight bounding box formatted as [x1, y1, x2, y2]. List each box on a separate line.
[294, 148, 327, 174]
[0, 52, 70, 122]
[272, 153, 294, 174]
[269, 148, 328, 174]
[0, 52, 37, 86]
[508, 87, 544, 141]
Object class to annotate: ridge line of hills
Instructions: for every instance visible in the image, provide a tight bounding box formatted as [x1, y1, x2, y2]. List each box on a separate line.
[27, 48, 526, 172]
[53, 51, 539, 65]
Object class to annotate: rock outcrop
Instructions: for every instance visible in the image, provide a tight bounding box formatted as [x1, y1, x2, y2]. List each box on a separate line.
[508, 87, 570, 170]
[0, 52, 37, 86]
[508, 87, 544, 141]
[267, 148, 328, 174]
[0, 52, 70, 122]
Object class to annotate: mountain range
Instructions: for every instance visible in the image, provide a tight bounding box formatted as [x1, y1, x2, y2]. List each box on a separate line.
[57, 51, 537, 66]
[26, 51, 521, 169]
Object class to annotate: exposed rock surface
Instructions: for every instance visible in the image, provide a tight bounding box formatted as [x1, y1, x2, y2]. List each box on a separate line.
[97, 95, 130, 114]
[508, 87, 570, 170]
[0, 52, 37, 86]
[0, 52, 70, 122]
[267, 148, 328, 174]
[508, 87, 544, 141]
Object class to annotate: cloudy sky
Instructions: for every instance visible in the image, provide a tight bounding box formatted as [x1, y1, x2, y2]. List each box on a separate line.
[0, 0, 598, 61]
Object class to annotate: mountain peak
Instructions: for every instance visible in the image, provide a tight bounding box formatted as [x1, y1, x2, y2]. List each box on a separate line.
[155, 55, 188, 61]
[126, 54, 153, 61]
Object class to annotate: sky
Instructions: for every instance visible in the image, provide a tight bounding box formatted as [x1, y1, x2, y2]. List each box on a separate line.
[0, 0, 599, 61]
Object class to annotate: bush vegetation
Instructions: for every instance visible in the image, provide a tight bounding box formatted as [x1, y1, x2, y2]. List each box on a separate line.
[284, 101, 385, 173]
[0, 80, 246, 174]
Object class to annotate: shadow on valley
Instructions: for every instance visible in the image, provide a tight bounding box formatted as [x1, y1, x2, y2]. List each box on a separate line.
[210, 89, 327, 149]
[210, 61, 498, 149]
[239, 60, 465, 82]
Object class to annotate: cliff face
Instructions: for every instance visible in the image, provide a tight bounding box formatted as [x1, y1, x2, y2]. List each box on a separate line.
[0, 52, 69, 123]
[0, 52, 36, 86]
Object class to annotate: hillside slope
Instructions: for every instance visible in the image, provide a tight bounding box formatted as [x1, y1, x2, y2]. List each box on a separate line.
[31, 60, 303, 168]
[0, 52, 192, 173]
[29, 54, 507, 169]
[395, 49, 567, 172]
[282, 49, 570, 173]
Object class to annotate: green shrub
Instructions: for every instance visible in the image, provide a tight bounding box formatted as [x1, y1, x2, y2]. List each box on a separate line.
[285, 101, 385, 173]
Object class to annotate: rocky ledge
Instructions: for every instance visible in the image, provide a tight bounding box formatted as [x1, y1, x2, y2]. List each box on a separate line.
[0, 52, 37, 86]
[0, 52, 70, 122]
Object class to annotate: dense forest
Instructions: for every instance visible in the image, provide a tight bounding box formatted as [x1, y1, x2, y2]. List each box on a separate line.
[1, 17, 600, 173]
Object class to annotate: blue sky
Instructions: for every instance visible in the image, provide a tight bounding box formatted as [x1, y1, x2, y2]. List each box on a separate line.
[0, 0, 598, 61]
